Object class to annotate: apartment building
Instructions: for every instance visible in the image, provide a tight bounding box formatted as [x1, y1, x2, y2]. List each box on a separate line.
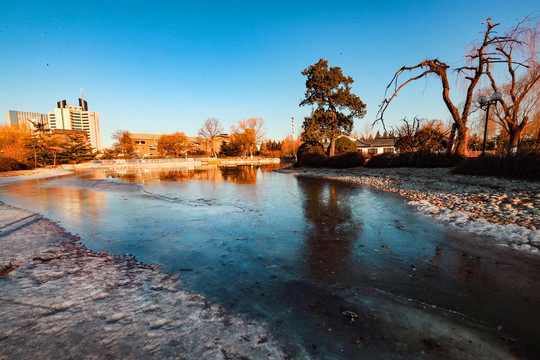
[48, 98, 102, 151]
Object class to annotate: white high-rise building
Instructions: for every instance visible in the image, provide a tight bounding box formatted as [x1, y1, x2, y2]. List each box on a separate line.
[48, 98, 102, 151]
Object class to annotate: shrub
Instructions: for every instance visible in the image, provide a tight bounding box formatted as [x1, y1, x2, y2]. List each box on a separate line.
[326, 151, 365, 168]
[296, 151, 366, 168]
[297, 142, 324, 158]
[0, 157, 30, 172]
[365, 153, 395, 167]
[366, 152, 464, 168]
[330, 137, 357, 155]
[188, 149, 208, 157]
[295, 153, 328, 167]
[453, 149, 540, 181]
[219, 141, 243, 157]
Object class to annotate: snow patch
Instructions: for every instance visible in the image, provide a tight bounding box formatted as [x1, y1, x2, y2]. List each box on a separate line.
[410, 200, 540, 254]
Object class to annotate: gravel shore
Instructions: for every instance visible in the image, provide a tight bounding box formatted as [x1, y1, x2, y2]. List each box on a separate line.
[278, 166, 540, 253]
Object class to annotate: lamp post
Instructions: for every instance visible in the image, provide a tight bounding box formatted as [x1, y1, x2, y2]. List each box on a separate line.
[477, 92, 502, 155]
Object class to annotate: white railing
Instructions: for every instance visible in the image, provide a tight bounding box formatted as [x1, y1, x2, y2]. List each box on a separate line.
[89, 157, 279, 165]
[90, 157, 212, 165]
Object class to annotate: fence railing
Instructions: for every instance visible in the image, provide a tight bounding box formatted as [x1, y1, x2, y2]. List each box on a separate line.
[88, 157, 280, 165]
[90, 157, 213, 165]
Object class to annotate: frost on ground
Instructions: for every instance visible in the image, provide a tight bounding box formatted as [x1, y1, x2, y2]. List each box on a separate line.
[409, 199, 540, 254]
[0, 203, 292, 359]
[279, 167, 540, 254]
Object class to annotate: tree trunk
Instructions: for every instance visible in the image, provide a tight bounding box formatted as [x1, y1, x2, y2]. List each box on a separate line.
[210, 137, 216, 157]
[453, 125, 469, 156]
[446, 123, 457, 155]
[507, 127, 521, 154]
[328, 137, 336, 157]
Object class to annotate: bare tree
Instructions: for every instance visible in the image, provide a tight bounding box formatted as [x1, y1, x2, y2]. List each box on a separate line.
[362, 122, 374, 140]
[522, 106, 540, 144]
[198, 118, 224, 157]
[484, 17, 540, 152]
[470, 88, 503, 138]
[377, 19, 514, 155]
[393, 117, 449, 153]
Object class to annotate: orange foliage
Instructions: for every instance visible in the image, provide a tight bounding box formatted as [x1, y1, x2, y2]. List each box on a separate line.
[0, 124, 32, 162]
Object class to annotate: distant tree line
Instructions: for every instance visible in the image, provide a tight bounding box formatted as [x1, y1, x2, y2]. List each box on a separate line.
[108, 117, 302, 160]
[0, 123, 95, 168]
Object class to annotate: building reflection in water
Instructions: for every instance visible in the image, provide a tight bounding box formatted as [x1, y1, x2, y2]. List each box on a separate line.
[1, 179, 106, 230]
[296, 176, 363, 282]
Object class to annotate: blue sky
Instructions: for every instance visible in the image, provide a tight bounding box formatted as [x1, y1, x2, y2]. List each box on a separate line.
[1, 1, 538, 147]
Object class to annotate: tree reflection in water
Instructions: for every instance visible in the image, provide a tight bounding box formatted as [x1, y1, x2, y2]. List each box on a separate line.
[95, 166, 270, 184]
[220, 166, 258, 185]
[296, 176, 363, 282]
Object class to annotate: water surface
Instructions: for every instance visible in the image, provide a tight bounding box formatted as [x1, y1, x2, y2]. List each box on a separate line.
[1, 165, 538, 359]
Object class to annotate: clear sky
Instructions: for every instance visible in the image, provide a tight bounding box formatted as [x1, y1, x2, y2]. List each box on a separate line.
[1, 1, 538, 147]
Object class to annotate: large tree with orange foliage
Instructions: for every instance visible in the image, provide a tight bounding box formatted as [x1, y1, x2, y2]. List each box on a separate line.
[230, 118, 266, 158]
[158, 132, 188, 158]
[0, 123, 32, 162]
[112, 130, 134, 156]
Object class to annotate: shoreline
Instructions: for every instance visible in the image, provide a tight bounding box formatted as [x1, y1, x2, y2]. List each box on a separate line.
[278, 166, 540, 253]
[0, 202, 291, 359]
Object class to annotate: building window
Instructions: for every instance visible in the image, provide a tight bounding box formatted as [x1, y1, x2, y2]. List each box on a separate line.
[369, 148, 377, 154]
[384, 148, 393, 153]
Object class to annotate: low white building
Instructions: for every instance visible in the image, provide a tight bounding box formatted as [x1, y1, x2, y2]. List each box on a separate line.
[354, 138, 397, 155]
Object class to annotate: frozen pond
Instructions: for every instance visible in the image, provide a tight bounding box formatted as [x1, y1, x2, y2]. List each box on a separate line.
[1, 165, 539, 359]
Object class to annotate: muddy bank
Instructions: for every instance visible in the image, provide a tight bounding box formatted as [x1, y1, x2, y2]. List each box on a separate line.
[0, 203, 293, 359]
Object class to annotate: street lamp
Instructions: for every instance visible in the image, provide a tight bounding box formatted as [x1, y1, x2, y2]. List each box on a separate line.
[477, 91, 502, 155]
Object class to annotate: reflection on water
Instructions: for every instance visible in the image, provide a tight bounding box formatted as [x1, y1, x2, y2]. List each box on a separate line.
[0, 177, 107, 231]
[0, 165, 539, 359]
[220, 166, 259, 184]
[299, 177, 361, 281]
[86, 164, 285, 185]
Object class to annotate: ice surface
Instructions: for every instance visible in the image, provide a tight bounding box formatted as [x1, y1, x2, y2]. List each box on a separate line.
[0, 203, 295, 359]
[1, 167, 539, 359]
